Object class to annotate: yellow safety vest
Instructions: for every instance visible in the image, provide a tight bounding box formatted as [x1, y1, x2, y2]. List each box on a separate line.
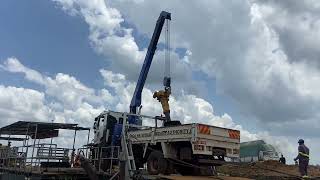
[299, 152, 309, 158]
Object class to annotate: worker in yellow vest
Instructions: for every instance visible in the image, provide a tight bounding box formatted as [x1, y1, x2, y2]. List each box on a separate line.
[294, 139, 309, 178]
[153, 87, 171, 122]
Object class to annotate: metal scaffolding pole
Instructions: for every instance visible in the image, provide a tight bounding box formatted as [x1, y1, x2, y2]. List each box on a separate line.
[86, 129, 90, 157]
[70, 127, 77, 166]
[24, 123, 30, 173]
[30, 124, 38, 172]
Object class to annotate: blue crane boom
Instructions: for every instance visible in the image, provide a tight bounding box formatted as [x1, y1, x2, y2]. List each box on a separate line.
[129, 11, 171, 124]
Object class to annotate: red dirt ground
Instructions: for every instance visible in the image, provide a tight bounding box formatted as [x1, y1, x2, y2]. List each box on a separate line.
[216, 160, 320, 180]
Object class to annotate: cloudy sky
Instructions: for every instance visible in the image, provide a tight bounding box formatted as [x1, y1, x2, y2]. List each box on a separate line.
[1, 0, 319, 164]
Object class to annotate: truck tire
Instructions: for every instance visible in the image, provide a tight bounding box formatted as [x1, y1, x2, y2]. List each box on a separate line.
[147, 151, 167, 175]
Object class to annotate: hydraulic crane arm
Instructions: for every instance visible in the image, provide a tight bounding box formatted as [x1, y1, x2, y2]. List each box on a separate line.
[129, 11, 171, 121]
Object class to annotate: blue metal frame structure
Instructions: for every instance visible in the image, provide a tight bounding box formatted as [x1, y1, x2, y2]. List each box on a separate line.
[129, 11, 171, 124]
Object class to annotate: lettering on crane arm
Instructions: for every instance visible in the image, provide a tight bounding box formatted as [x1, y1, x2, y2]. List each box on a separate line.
[129, 128, 192, 139]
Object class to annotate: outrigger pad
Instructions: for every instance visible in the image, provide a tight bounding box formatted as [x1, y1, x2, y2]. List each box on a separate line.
[163, 120, 181, 127]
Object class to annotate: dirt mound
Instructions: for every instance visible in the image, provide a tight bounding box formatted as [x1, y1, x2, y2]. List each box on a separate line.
[216, 160, 320, 180]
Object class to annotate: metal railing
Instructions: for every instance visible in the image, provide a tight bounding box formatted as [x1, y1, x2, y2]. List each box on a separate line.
[0, 143, 71, 173]
[0, 146, 24, 169]
[77, 146, 120, 174]
[0, 143, 121, 177]
[36, 143, 69, 160]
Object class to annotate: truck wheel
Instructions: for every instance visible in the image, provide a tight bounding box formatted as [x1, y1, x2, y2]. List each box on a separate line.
[147, 151, 167, 175]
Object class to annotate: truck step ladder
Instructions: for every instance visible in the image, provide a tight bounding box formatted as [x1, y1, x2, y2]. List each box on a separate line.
[120, 114, 136, 180]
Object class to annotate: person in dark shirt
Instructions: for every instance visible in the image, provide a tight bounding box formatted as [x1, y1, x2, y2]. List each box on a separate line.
[279, 154, 286, 164]
[294, 139, 309, 178]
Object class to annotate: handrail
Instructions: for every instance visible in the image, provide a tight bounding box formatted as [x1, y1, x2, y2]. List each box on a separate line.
[76, 146, 120, 173]
[0, 144, 120, 177]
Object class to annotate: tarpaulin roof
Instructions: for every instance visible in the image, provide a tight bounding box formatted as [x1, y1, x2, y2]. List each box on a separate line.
[0, 121, 90, 139]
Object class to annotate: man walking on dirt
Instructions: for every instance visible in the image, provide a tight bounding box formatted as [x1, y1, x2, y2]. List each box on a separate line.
[279, 154, 286, 164]
[294, 139, 309, 178]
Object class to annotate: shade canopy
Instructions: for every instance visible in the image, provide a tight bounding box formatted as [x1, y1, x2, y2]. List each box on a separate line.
[0, 121, 90, 139]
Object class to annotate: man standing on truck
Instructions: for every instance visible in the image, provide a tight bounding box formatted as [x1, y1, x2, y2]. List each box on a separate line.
[294, 139, 309, 178]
